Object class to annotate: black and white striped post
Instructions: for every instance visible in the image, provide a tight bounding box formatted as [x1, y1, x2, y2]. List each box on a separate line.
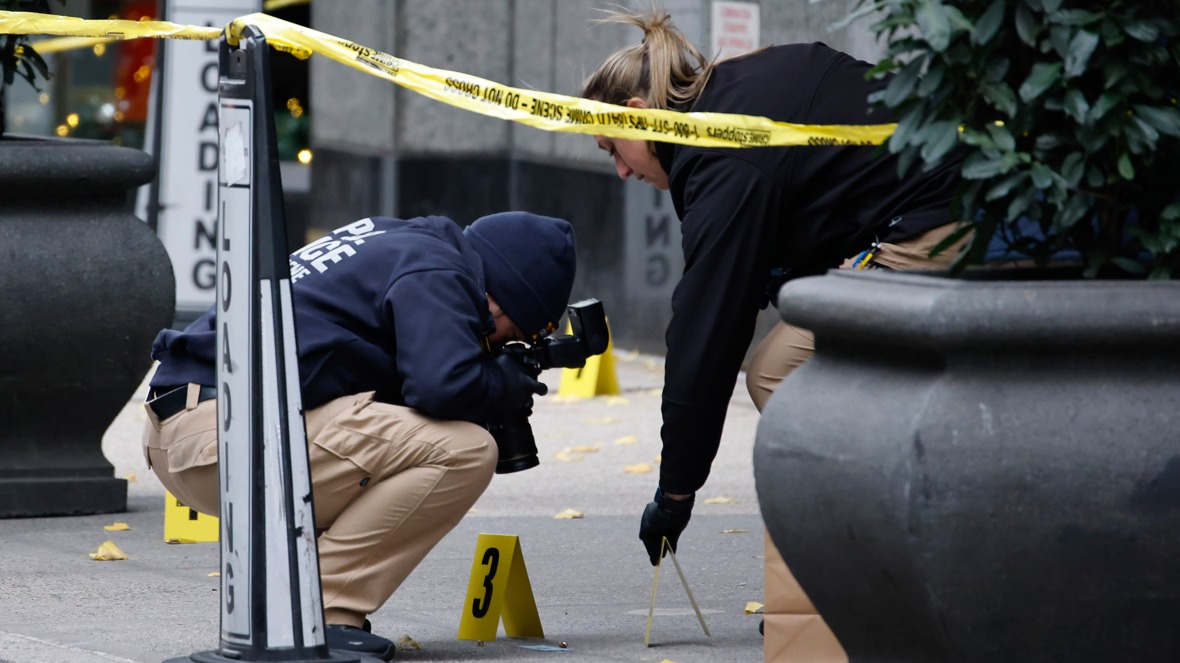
[166, 26, 360, 663]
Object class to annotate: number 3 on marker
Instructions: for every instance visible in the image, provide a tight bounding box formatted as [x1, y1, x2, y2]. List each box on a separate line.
[471, 546, 500, 618]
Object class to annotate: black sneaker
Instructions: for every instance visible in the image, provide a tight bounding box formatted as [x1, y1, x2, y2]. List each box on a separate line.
[327, 622, 396, 661]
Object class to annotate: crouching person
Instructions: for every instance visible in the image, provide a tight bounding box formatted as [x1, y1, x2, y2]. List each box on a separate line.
[142, 212, 577, 660]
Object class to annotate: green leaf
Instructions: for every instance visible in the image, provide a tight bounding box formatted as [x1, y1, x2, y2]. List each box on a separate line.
[1061, 151, 1084, 186]
[916, 0, 953, 51]
[1042, 0, 1064, 12]
[1007, 188, 1037, 220]
[1064, 29, 1101, 79]
[1063, 89, 1090, 123]
[1110, 257, 1148, 275]
[986, 172, 1029, 200]
[1015, 4, 1041, 46]
[1054, 9, 1101, 26]
[1019, 62, 1063, 101]
[919, 119, 962, 165]
[986, 123, 1016, 151]
[1056, 193, 1091, 230]
[1123, 19, 1159, 42]
[831, 1, 886, 31]
[1103, 59, 1129, 89]
[984, 57, 1010, 83]
[961, 152, 1005, 179]
[982, 82, 1017, 117]
[1163, 203, 1180, 221]
[917, 62, 946, 96]
[1100, 19, 1125, 47]
[1086, 91, 1122, 122]
[883, 58, 924, 107]
[1118, 153, 1135, 179]
[973, 0, 1005, 45]
[1132, 104, 1180, 137]
[1031, 162, 1054, 188]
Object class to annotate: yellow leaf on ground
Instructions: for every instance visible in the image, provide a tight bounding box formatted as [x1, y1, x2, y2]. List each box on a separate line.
[397, 635, 421, 650]
[103, 522, 132, 532]
[553, 451, 583, 463]
[624, 463, 653, 474]
[603, 396, 630, 406]
[745, 602, 764, 614]
[616, 349, 640, 362]
[644, 388, 663, 396]
[613, 435, 638, 445]
[722, 528, 750, 534]
[89, 540, 127, 561]
[550, 394, 585, 404]
[554, 508, 584, 519]
[467, 507, 480, 514]
[123, 472, 137, 482]
[568, 445, 601, 454]
[654, 455, 661, 464]
[208, 572, 220, 577]
[704, 496, 736, 504]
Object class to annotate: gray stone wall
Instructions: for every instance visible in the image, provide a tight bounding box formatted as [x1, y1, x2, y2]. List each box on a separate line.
[307, 0, 878, 355]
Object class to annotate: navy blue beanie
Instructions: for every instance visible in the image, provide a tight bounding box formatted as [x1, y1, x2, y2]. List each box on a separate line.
[465, 212, 577, 339]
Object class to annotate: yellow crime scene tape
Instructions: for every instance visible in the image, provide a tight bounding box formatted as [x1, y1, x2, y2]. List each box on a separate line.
[1, 10, 897, 148]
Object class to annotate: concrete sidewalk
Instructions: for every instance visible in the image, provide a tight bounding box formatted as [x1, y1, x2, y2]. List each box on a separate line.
[0, 350, 767, 663]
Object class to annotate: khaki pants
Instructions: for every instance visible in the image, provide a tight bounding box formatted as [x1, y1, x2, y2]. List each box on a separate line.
[747, 222, 968, 662]
[142, 388, 496, 627]
[747, 222, 969, 409]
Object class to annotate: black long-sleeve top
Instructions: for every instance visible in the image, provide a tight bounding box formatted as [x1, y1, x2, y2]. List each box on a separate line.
[653, 43, 962, 494]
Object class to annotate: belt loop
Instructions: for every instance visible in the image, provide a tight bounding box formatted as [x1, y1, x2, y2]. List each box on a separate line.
[185, 383, 201, 411]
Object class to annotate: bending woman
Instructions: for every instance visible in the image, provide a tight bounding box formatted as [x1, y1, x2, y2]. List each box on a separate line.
[579, 6, 966, 564]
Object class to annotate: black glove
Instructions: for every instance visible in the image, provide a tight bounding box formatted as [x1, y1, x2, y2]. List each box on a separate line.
[493, 353, 547, 409]
[639, 487, 695, 565]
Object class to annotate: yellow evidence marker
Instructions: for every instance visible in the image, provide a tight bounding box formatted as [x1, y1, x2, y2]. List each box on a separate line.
[457, 533, 543, 642]
[557, 318, 619, 398]
[163, 490, 219, 543]
[645, 536, 711, 646]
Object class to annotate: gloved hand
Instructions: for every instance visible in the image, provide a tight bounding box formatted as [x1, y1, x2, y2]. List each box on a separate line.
[493, 353, 547, 409]
[639, 487, 695, 565]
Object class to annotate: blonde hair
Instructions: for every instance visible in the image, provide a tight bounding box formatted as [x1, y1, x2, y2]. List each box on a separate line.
[579, 5, 714, 111]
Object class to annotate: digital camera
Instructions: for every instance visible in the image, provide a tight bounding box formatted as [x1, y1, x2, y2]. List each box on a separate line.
[488, 298, 610, 473]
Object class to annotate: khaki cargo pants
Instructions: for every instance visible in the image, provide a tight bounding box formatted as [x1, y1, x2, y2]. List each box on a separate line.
[142, 389, 496, 628]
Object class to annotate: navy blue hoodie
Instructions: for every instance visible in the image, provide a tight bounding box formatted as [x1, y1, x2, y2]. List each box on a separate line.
[150, 216, 522, 423]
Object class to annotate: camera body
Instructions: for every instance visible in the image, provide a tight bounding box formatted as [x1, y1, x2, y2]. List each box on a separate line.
[488, 298, 609, 473]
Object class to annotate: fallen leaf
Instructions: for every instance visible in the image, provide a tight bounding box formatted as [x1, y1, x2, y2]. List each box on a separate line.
[553, 451, 583, 463]
[644, 388, 663, 396]
[654, 455, 662, 464]
[745, 602, 764, 614]
[721, 528, 750, 534]
[123, 472, 137, 482]
[603, 396, 630, 406]
[467, 507, 480, 514]
[554, 508, 584, 519]
[704, 496, 736, 504]
[613, 435, 638, 445]
[89, 540, 128, 561]
[103, 522, 132, 532]
[208, 572, 220, 577]
[550, 394, 585, 404]
[616, 349, 640, 362]
[624, 463, 653, 475]
[567, 445, 601, 454]
[397, 635, 421, 650]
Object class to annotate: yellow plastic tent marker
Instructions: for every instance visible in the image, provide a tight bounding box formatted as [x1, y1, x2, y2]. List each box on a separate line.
[557, 319, 619, 398]
[164, 490, 219, 543]
[458, 534, 543, 642]
[644, 537, 711, 646]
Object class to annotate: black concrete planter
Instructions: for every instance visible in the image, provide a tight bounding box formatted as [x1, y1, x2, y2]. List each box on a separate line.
[754, 269, 1180, 662]
[0, 135, 174, 517]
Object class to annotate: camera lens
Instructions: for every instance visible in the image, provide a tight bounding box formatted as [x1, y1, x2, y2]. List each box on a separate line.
[487, 412, 540, 474]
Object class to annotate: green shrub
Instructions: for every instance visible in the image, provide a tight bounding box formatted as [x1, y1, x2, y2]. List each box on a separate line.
[854, 0, 1180, 278]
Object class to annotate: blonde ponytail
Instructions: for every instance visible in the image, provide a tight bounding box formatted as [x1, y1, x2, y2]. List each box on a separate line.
[579, 5, 714, 111]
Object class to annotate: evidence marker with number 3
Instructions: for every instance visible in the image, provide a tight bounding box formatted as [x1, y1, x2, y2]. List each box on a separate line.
[457, 533, 543, 642]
